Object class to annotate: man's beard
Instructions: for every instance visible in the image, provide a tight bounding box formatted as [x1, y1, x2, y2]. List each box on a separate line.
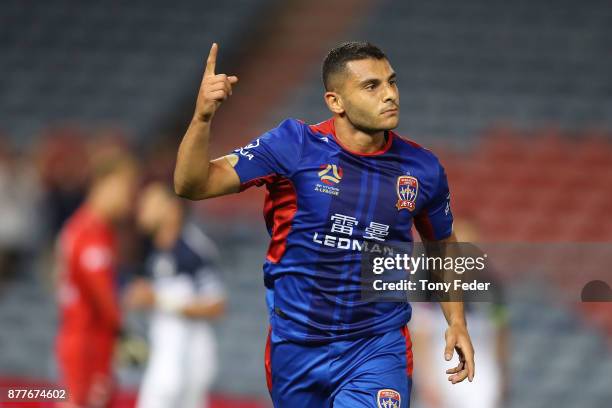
[346, 110, 398, 134]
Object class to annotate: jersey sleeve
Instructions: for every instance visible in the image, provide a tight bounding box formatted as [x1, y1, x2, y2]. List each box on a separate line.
[230, 118, 304, 190]
[414, 161, 453, 241]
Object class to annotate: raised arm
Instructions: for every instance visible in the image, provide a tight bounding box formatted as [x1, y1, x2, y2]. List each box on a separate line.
[174, 43, 241, 200]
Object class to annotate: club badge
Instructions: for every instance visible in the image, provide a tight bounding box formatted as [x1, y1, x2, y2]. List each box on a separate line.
[377, 389, 401, 408]
[396, 175, 418, 211]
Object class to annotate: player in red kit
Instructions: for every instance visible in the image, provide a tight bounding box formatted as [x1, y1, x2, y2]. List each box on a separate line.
[55, 152, 138, 407]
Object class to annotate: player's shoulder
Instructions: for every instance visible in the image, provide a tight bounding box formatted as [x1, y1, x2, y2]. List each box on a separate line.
[303, 117, 334, 136]
[181, 222, 219, 261]
[271, 118, 306, 136]
[391, 131, 441, 165]
[267, 117, 338, 149]
[62, 207, 112, 244]
[259, 118, 307, 148]
[172, 223, 218, 274]
[278, 117, 338, 139]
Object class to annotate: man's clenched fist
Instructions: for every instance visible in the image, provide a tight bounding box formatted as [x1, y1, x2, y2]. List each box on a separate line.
[194, 43, 239, 123]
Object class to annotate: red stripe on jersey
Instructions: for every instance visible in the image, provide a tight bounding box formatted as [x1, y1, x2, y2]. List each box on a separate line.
[414, 209, 436, 241]
[400, 325, 414, 377]
[265, 326, 273, 394]
[264, 176, 298, 263]
[239, 174, 277, 192]
[309, 118, 334, 136]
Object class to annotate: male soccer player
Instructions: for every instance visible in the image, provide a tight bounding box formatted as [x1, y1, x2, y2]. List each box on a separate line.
[55, 151, 137, 408]
[126, 182, 226, 408]
[174, 41, 475, 407]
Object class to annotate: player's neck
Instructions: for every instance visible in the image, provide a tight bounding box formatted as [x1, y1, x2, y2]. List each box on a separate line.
[333, 117, 387, 155]
[86, 191, 115, 223]
[155, 205, 182, 250]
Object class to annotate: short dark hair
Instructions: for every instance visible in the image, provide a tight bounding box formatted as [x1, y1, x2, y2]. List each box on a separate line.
[322, 41, 387, 90]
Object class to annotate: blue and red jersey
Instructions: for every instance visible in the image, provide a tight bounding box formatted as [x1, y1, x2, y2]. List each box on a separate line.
[230, 118, 453, 343]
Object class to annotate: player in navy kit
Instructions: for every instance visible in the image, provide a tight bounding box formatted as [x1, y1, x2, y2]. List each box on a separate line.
[174, 41, 475, 407]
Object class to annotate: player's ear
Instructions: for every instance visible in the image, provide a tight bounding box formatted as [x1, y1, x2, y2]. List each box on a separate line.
[324, 91, 344, 115]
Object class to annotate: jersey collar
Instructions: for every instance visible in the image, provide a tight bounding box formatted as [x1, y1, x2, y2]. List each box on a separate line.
[309, 117, 394, 157]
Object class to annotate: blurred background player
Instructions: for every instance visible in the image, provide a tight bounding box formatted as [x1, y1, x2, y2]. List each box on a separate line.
[410, 220, 510, 408]
[55, 150, 138, 407]
[125, 182, 226, 408]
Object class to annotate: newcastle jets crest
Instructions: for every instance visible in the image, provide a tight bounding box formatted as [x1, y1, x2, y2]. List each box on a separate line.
[396, 175, 418, 211]
[377, 389, 401, 408]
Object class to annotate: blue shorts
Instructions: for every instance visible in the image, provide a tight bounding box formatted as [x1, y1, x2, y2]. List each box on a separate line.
[265, 326, 413, 408]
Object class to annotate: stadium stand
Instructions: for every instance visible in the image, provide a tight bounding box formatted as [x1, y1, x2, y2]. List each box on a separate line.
[0, 0, 278, 143]
[268, 0, 612, 144]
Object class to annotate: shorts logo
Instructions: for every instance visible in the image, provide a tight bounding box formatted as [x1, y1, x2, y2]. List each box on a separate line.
[396, 175, 418, 211]
[377, 389, 401, 408]
[318, 164, 343, 185]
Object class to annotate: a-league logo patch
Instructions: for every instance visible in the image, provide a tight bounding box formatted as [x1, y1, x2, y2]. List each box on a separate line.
[377, 389, 401, 408]
[318, 164, 343, 186]
[314, 164, 343, 196]
[396, 175, 418, 211]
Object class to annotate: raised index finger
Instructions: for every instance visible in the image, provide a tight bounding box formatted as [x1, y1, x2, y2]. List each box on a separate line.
[204, 43, 218, 77]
